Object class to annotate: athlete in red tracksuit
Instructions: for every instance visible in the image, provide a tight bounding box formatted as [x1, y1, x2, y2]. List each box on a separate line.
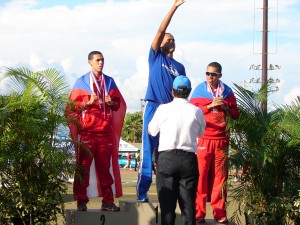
[190, 62, 239, 224]
[66, 51, 126, 212]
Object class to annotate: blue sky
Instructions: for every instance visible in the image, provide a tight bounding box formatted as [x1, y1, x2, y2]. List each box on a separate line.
[0, 0, 127, 8]
[36, 0, 128, 8]
[0, 0, 299, 112]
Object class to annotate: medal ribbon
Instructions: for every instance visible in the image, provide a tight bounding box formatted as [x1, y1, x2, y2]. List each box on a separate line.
[90, 71, 108, 117]
[207, 80, 224, 98]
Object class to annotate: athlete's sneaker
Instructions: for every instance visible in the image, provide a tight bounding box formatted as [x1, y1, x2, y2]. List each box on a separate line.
[215, 217, 228, 224]
[137, 197, 149, 202]
[196, 218, 206, 223]
[101, 203, 120, 212]
[77, 204, 87, 211]
[137, 194, 149, 202]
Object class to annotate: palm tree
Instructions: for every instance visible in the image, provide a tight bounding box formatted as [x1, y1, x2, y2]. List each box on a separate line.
[227, 84, 300, 225]
[122, 111, 143, 143]
[0, 67, 74, 225]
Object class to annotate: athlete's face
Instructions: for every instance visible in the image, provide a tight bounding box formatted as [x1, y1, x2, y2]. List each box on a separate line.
[205, 66, 222, 88]
[160, 33, 176, 54]
[89, 53, 104, 76]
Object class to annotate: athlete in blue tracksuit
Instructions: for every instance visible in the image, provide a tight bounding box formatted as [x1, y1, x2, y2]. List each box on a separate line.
[136, 0, 186, 201]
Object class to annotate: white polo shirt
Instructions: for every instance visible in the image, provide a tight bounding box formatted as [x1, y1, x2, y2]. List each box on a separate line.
[148, 98, 206, 153]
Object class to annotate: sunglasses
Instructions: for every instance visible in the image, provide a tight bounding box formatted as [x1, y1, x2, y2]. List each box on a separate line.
[167, 38, 175, 43]
[206, 72, 221, 77]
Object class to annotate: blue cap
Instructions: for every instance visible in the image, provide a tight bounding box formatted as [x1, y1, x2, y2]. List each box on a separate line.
[173, 75, 191, 91]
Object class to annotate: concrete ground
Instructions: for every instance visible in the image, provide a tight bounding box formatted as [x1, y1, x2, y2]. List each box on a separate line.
[60, 168, 245, 225]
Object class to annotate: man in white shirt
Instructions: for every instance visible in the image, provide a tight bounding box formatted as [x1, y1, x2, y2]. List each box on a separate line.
[148, 75, 206, 225]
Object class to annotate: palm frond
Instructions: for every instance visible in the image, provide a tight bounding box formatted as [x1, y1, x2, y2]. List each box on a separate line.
[0, 67, 74, 223]
[227, 84, 300, 224]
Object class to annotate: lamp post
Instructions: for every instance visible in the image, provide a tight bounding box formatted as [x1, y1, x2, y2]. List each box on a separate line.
[140, 99, 145, 111]
[242, 63, 280, 93]
[261, 0, 269, 113]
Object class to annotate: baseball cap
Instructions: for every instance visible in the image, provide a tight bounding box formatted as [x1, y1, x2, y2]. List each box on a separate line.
[173, 75, 191, 91]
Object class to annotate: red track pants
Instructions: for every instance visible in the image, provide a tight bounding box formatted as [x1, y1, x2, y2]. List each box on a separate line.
[195, 138, 228, 220]
[73, 133, 114, 205]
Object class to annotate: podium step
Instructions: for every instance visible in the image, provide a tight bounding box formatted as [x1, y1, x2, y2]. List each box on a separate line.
[66, 200, 159, 225]
[66, 200, 238, 225]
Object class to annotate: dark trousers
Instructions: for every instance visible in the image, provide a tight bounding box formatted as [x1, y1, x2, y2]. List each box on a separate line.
[156, 150, 199, 225]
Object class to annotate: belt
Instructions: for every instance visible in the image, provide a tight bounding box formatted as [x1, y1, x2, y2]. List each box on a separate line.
[146, 100, 159, 107]
[162, 149, 195, 155]
[146, 99, 156, 103]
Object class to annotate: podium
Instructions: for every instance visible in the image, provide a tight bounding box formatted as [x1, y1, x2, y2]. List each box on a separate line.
[65, 200, 238, 225]
[66, 200, 178, 225]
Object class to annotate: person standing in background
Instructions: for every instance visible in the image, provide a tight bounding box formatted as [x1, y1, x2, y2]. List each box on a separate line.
[65, 51, 126, 212]
[123, 153, 132, 170]
[148, 75, 206, 225]
[137, 0, 186, 202]
[134, 150, 140, 171]
[190, 62, 239, 224]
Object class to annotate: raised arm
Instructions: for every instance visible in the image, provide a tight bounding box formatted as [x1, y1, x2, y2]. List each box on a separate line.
[151, 0, 185, 52]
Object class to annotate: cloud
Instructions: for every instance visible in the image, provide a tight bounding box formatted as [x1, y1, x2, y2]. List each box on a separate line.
[120, 55, 148, 112]
[0, 0, 300, 112]
[284, 88, 300, 105]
